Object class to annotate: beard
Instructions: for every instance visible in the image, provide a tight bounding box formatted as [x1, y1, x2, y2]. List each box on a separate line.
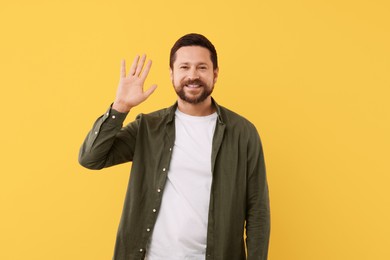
[174, 78, 214, 104]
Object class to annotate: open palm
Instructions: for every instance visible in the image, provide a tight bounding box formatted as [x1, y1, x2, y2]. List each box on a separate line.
[113, 54, 157, 112]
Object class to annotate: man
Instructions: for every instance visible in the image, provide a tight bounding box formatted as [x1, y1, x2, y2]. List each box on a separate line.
[79, 33, 270, 260]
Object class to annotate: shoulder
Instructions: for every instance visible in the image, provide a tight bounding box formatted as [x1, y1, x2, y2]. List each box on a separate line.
[133, 105, 175, 128]
[218, 105, 265, 154]
[218, 105, 258, 134]
[140, 106, 172, 118]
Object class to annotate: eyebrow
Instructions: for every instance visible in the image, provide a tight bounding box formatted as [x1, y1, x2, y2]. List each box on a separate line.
[178, 62, 209, 66]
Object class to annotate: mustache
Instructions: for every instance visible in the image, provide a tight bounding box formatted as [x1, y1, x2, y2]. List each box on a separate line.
[183, 79, 206, 86]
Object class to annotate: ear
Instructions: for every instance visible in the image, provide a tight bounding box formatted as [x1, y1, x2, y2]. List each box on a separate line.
[170, 68, 173, 82]
[213, 68, 219, 84]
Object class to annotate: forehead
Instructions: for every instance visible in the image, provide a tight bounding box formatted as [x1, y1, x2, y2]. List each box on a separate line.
[174, 46, 212, 65]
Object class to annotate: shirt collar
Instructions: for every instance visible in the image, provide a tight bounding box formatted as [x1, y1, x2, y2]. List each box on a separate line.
[166, 97, 224, 125]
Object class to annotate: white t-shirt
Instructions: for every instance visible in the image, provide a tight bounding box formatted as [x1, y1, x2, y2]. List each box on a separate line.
[145, 109, 218, 260]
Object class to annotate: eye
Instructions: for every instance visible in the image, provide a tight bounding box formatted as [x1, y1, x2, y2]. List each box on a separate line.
[180, 65, 189, 69]
[199, 66, 207, 70]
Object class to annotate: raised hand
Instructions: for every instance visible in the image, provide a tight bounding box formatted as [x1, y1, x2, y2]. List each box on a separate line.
[112, 54, 157, 113]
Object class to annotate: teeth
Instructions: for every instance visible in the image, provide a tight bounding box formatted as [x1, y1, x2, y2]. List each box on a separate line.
[187, 84, 200, 88]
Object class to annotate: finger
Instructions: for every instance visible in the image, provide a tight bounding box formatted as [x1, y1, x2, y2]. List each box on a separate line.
[143, 84, 158, 99]
[128, 55, 140, 76]
[120, 59, 126, 78]
[140, 60, 152, 81]
[135, 54, 146, 76]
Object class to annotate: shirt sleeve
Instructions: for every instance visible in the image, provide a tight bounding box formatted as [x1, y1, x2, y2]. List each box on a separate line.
[245, 127, 271, 260]
[78, 104, 139, 170]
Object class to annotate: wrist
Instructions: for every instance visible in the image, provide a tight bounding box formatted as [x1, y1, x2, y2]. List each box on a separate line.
[112, 101, 132, 113]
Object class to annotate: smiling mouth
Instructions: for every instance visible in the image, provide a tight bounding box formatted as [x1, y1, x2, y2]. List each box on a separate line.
[185, 84, 201, 88]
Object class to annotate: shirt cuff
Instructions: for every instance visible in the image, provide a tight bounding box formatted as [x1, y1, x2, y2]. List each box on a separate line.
[101, 104, 128, 125]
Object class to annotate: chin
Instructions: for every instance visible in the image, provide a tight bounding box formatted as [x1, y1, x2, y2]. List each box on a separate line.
[175, 85, 213, 105]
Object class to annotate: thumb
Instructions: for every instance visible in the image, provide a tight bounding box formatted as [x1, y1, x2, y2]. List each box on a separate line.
[144, 84, 158, 99]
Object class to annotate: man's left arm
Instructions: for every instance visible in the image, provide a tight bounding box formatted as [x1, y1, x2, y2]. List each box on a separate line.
[245, 127, 270, 260]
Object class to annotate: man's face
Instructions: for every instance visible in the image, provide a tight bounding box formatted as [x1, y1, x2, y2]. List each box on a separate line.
[170, 46, 219, 104]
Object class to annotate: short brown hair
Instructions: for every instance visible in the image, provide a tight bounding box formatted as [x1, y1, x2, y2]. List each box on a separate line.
[169, 33, 218, 70]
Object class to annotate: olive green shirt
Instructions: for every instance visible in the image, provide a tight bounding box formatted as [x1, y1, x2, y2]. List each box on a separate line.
[79, 99, 270, 260]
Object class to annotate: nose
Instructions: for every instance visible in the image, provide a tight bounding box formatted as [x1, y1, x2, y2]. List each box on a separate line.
[188, 67, 199, 80]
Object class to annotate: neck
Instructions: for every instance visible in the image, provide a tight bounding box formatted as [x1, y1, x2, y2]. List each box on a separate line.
[177, 97, 215, 116]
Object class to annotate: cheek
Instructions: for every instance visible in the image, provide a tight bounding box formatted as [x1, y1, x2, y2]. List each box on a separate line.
[171, 74, 183, 87]
[174, 73, 186, 83]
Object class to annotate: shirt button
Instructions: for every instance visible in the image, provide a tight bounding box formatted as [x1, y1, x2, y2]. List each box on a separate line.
[106, 112, 109, 116]
[157, 188, 161, 193]
[169, 148, 172, 151]
[112, 115, 116, 119]
[147, 228, 150, 232]
[139, 248, 143, 252]
[94, 131, 98, 135]
[153, 209, 156, 213]
[162, 168, 166, 172]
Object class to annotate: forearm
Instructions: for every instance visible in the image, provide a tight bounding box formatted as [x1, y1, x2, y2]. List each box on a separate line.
[246, 130, 271, 259]
[78, 105, 132, 169]
[246, 183, 270, 260]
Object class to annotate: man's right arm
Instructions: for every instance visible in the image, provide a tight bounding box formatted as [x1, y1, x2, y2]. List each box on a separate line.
[78, 106, 137, 169]
[78, 54, 157, 170]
